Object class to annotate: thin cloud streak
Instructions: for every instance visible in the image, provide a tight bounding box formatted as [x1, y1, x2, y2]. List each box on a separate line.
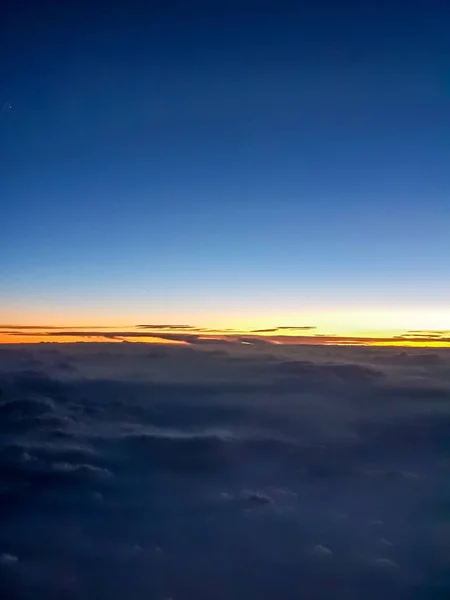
[1, 327, 450, 347]
[136, 324, 200, 330]
[0, 325, 117, 330]
[251, 326, 317, 333]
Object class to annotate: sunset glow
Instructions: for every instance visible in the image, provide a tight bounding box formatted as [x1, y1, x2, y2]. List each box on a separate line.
[1, 322, 449, 347]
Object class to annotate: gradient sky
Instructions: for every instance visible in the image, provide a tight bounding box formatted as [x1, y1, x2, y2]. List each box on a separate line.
[1, 0, 449, 340]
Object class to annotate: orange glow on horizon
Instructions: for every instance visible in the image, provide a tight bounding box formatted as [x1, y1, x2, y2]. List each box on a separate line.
[0, 333, 188, 345]
[0, 324, 449, 348]
[0, 334, 121, 344]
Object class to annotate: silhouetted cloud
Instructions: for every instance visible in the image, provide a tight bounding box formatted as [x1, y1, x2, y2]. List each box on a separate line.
[136, 324, 200, 330]
[404, 330, 450, 336]
[4, 330, 263, 345]
[393, 334, 450, 343]
[6, 330, 196, 342]
[0, 325, 116, 329]
[2, 326, 450, 348]
[251, 326, 316, 333]
[276, 326, 317, 330]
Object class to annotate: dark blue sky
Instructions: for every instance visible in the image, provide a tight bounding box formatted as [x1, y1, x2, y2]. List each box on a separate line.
[1, 0, 449, 328]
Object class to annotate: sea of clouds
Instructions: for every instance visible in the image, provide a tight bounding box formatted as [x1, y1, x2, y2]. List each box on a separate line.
[1, 342, 450, 599]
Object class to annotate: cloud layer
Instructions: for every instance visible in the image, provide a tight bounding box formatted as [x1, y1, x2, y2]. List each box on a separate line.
[1, 325, 450, 347]
[1, 342, 450, 598]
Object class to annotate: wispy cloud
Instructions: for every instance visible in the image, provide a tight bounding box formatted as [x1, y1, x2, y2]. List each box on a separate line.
[251, 326, 317, 333]
[395, 331, 450, 339]
[1, 326, 450, 347]
[0, 325, 115, 330]
[136, 325, 200, 330]
[277, 326, 317, 330]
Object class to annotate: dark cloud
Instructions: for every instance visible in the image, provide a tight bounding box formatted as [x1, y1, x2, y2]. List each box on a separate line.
[238, 489, 274, 505]
[394, 333, 450, 342]
[0, 325, 116, 329]
[251, 326, 316, 333]
[372, 351, 446, 367]
[3, 326, 450, 350]
[372, 383, 450, 402]
[8, 330, 262, 346]
[7, 330, 197, 342]
[404, 330, 450, 337]
[272, 360, 383, 381]
[276, 326, 317, 330]
[136, 324, 199, 330]
[1, 343, 450, 598]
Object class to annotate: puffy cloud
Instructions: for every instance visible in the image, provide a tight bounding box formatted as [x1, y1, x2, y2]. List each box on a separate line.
[1, 343, 450, 597]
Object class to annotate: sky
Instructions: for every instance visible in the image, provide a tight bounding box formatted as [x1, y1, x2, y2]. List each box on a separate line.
[1, 0, 449, 344]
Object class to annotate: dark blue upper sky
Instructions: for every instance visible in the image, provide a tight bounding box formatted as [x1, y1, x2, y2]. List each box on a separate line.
[1, 0, 449, 327]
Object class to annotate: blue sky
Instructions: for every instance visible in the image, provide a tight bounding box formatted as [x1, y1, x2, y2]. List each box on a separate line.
[1, 0, 449, 330]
